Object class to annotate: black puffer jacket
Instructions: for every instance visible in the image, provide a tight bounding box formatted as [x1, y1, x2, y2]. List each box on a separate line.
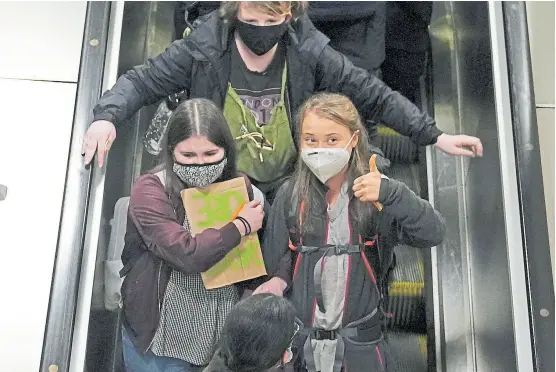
[93, 12, 442, 145]
[309, 1, 386, 72]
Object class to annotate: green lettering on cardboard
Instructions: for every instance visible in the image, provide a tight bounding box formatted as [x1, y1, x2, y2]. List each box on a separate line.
[193, 189, 244, 229]
[204, 250, 242, 280]
[238, 238, 264, 269]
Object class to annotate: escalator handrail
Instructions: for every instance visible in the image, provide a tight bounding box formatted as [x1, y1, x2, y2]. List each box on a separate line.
[501, 3, 555, 372]
[39, 3, 111, 372]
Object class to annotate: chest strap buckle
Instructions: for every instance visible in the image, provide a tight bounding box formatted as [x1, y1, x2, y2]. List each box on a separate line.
[333, 244, 362, 256]
[313, 329, 337, 340]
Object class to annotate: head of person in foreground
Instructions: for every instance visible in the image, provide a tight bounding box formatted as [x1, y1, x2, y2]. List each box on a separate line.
[205, 294, 299, 372]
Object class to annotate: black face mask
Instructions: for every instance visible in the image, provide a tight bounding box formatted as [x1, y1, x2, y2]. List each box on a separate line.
[172, 157, 227, 189]
[235, 20, 288, 56]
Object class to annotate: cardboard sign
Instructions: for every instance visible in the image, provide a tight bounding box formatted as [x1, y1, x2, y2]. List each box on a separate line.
[181, 177, 267, 289]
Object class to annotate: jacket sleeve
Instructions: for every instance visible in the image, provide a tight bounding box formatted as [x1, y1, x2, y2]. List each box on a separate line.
[377, 178, 446, 248]
[315, 45, 443, 145]
[261, 183, 293, 288]
[92, 39, 194, 126]
[129, 175, 242, 274]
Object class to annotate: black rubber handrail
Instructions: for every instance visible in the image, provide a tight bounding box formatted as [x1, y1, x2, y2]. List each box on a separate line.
[502, 3, 555, 371]
[40, 2, 111, 371]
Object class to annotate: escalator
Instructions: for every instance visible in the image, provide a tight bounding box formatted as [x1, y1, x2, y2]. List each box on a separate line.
[37, 2, 554, 372]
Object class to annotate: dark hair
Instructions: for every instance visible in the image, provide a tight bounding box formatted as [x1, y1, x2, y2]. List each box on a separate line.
[153, 98, 238, 195]
[219, 294, 297, 372]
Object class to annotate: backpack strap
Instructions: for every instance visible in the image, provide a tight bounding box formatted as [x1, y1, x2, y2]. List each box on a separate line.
[303, 332, 345, 372]
[313, 244, 363, 313]
[288, 200, 305, 251]
[302, 308, 383, 372]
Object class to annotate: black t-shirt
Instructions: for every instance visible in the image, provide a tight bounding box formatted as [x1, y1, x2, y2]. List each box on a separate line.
[229, 39, 285, 127]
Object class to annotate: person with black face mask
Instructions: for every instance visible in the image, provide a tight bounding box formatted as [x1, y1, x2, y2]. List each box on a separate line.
[84, 1, 483, 206]
[119, 98, 266, 372]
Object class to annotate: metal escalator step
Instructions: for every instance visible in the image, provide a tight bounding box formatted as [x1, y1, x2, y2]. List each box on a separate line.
[390, 246, 424, 285]
[387, 246, 425, 329]
[376, 124, 419, 165]
[379, 135, 419, 164]
[377, 125, 402, 137]
[376, 114, 428, 371]
[385, 164, 420, 194]
[381, 164, 426, 331]
[387, 332, 427, 372]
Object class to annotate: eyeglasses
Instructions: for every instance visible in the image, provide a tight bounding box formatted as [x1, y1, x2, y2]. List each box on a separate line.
[278, 320, 301, 369]
[290, 319, 301, 345]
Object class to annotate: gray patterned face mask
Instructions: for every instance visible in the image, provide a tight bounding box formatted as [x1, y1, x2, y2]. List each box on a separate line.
[172, 157, 228, 189]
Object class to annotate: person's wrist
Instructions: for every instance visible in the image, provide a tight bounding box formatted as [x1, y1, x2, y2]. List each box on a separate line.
[272, 277, 287, 292]
[434, 133, 447, 147]
[236, 216, 252, 235]
[233, 219, 246, 236]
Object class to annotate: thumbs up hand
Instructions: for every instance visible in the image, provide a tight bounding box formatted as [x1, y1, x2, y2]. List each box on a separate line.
[353, 155, 384, 211]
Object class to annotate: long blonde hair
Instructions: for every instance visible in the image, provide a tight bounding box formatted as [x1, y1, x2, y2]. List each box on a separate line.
[220, 1, 308, 22]
[293, 93, 373, 231]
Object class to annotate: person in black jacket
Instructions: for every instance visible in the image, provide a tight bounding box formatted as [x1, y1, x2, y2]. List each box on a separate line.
[174, 1, 220, 40]
[82, 1, 483, 204]
[381, 2, 434, 105]
[203, 294, 299, 372]
[308, 1, 385, 78]
[174, 2, 386, 76]
[172, 1, 390, 169]
[253, 93, 446, 372]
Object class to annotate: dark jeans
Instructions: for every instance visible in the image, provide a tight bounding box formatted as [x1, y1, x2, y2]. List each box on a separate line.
[121, 327, 203, 372]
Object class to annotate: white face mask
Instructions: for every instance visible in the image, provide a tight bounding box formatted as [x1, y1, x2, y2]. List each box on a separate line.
[301, 133, 357, 184]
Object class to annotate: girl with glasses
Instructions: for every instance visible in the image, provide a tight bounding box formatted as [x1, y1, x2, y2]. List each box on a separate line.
[204, 294, 300, 372]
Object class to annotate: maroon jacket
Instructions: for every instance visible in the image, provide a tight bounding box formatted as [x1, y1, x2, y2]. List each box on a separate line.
[121, 173, 261, 353]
